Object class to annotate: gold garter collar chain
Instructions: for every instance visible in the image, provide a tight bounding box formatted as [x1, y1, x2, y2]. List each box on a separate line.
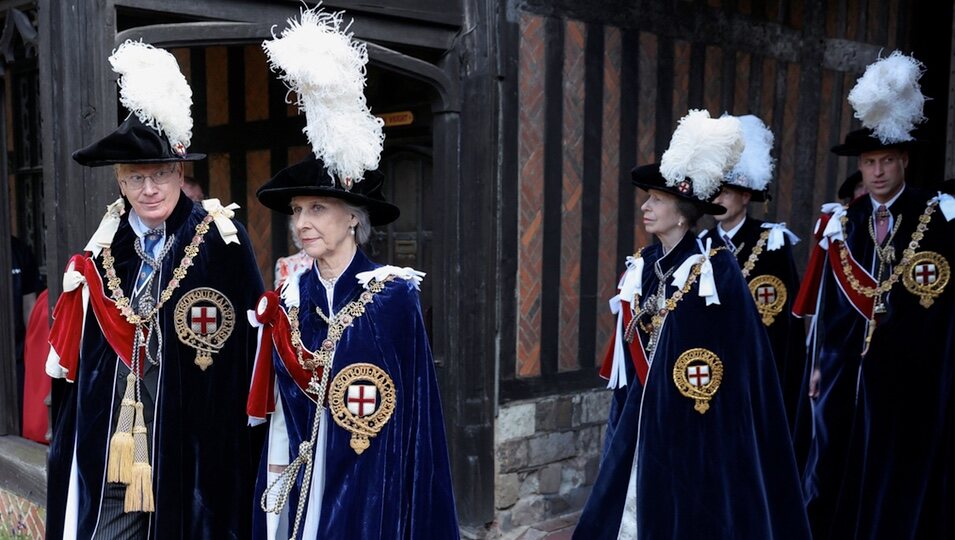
[837, 200, 936, 299]
[102, 213, 216, 324]
[740, 230, 770, 278]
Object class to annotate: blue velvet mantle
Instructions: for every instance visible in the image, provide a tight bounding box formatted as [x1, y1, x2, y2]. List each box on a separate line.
[575, 232, 810, 539]
[252, 249, 459, 539]
[47, 193, 265, 538]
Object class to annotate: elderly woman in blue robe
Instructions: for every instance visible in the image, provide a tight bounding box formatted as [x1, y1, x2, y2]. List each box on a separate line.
[245, 7, 458, 539]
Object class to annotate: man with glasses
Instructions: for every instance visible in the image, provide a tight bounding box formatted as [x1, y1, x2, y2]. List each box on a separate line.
[45, 41, 264, 539]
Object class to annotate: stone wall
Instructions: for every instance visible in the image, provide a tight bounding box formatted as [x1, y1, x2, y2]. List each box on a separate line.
[488, 388, 610, 538]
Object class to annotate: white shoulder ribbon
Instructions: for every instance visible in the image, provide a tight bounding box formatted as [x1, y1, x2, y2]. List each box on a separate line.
[672, 238, 720, 306]
[818, 202, 847, 249]
[760, 221, 800, 251]
[202, 199, 241, 245]
[356, 265, 426, 291]
[280, 265, 308, 308]
[930, 192, 955, 222]
[613, 255, 644, 314]
[84, 198, 125, 258]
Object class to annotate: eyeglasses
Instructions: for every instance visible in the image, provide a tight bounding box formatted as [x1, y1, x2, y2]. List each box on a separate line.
[120, 166, 178, 190]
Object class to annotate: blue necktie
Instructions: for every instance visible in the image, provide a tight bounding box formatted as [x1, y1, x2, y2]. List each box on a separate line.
[722, 233, 736, 252]
[136, 230, 163, 291]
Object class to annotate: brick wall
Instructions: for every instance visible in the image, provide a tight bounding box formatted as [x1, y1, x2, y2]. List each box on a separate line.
[0, 489, 44, 539]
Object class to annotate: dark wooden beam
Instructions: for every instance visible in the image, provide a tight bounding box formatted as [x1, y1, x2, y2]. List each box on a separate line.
[0, 79, 17, 435]
[111, 0, 459, 51]
[114, 24, 460, 113]
[38, 0, 119, 301]
[520, 0, 885, 72]
[438, 0, 495, 529]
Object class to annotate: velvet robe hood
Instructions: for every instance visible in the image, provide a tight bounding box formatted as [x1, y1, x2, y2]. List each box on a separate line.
[576, 232, 809, 540]
[803, 186, 955, 539]
[47, 193, 265, 538]
[251, 249, 459, 539]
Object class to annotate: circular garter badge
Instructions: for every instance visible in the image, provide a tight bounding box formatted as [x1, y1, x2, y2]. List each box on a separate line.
[902, 251, 950, 308]
[174, 287, 235, 370]
[672, 348, 723, 414]
[329, 363, 396, 455]
[748, 274, 787, 326]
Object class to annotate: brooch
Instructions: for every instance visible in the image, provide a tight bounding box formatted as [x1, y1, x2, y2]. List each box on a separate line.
[672, 348, 723, 414]
[174, 287, 236, 370]
[748, 274, 787, 326]
[329, 363, 396, 455]
[902, 251, 950, 308]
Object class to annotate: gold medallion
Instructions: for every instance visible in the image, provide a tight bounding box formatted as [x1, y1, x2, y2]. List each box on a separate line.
[672, 348, 723, 414]
[329, 363, 396, 455]
[748, 275, 787, 326]
[174, 288, 235, 370]
[902, 251, 950, 308]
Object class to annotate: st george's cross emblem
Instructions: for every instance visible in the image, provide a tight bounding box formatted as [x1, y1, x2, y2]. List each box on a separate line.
[903, 251, 950, 308]
[748, 274, 788, 326]
[329, 363, 396, 455]
[686, 364, 711, 387]
[347, 384, 378, 417]
[673, 348, 723, 414]
[174, 288, 235, 370]
[190, 305, 219, 334]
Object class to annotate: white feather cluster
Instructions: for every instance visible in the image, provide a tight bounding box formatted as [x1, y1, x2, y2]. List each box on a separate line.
[109, 40, 193, 152]
[263, 6, 384, 186]
[724, 114, 775, 192]
[848, 51, 926, 144]
[660, 110, 744, 200]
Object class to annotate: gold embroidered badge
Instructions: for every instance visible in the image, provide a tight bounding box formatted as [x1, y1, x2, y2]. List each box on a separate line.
[673, 348, 723, 414]
[748, 274, 787, 326]
[174, 287, 235, 370]
[329, 363, 396, 455]
[902, 251, 950, 308]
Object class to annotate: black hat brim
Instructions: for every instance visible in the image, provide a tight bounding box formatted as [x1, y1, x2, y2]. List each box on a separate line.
[631, 164, 727, 215]
[73, 114, 206, 167]
[831, 128, 918, 156]
[723, 183, 770, 203]
[256, 158, 400, 227]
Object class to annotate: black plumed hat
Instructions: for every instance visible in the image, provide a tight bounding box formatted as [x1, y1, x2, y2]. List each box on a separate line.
[256, 157, 399, 226]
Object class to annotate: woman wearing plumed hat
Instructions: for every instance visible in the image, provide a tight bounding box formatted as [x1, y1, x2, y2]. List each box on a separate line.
[245, 8, 458, 539]
[577, 110, 809, 539]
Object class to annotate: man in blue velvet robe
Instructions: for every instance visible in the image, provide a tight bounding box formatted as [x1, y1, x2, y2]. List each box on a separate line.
[45, 42, 264, 539]
[797, 127, 955, 539]
[796, 53, 955, 539]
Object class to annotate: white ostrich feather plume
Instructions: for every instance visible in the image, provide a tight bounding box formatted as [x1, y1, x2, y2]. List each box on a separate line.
[724, 114, 775, 192]
[263, 5, 384, 186]
[661, 110, 744, 200]
[848, 51, 926, 144]
[109, 40, 194, 152]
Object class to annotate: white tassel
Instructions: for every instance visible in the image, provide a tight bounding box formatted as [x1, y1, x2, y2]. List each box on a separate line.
[263, 5, 384, 186]
[661, 110, 744, 200]
[723, 114, 775, 192]
[109, 41, 194, 153]
[848, 51, 927, 144]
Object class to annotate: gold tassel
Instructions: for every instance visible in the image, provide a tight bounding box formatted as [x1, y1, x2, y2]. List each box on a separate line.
[107, 373, 136, 484]
[124, 402, 155, 513]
